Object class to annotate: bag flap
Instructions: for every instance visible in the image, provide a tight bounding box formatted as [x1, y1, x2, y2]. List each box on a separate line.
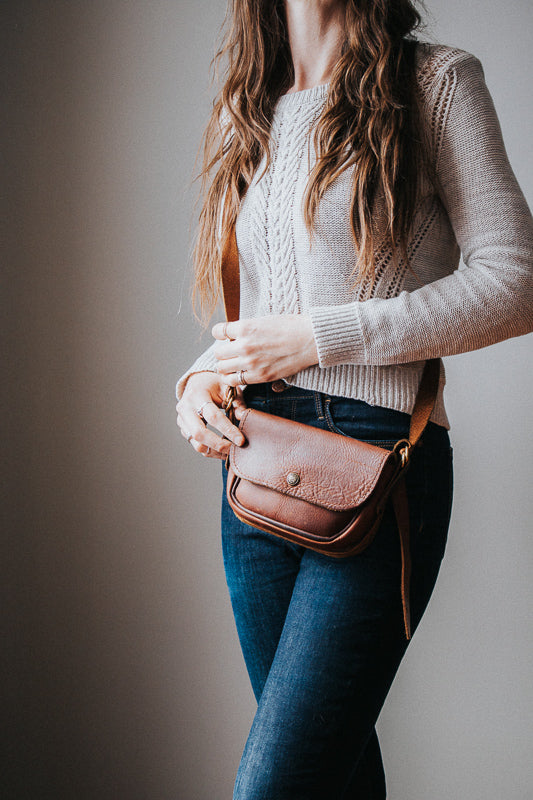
[229, 408, 396, 512]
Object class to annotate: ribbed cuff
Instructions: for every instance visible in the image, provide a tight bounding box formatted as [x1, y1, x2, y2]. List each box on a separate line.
[175, 346, 218, 400]
[308, 303, 367, 367]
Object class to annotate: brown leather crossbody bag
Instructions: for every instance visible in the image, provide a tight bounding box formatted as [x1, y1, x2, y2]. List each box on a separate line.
[221, 227, 440, 639]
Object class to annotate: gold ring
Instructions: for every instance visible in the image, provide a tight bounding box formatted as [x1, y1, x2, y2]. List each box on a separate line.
[238, 370, 247, 386]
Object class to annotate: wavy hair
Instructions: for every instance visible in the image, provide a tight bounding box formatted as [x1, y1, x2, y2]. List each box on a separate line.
[192, 0, 425, 322]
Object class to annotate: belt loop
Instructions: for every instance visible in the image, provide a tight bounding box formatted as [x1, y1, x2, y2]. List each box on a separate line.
[314, 392, 325, 420]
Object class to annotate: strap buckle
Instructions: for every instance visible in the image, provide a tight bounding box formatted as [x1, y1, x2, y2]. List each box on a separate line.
[393, 439, 412, 469]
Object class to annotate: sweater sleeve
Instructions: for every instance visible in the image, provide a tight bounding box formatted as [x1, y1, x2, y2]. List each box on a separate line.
[308, 53, 533, 367]
[175, 342, 218, 400]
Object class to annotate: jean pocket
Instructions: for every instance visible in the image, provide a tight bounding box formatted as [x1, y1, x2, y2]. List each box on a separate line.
[323, 396, 407, 447]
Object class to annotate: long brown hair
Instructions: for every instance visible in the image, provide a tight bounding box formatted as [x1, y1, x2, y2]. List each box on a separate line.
[193, 0, 424, 322]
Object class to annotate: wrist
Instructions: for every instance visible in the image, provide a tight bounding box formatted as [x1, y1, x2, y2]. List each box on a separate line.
[299, 315, 319, 368]
[177, 369, 217, 400]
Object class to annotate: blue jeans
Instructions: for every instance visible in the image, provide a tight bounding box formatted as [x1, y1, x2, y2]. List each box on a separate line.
[221, 383, 453, 799]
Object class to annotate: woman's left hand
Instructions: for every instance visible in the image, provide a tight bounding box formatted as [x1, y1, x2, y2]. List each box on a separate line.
[212, 314, 319, 387]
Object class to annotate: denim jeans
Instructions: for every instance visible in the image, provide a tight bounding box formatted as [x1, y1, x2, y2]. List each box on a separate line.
[221, 383, 453, 799]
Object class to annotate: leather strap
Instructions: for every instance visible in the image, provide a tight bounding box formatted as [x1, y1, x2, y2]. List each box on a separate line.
[408, 358, 441, 447]
[221, 227, 240, 323]
[392, 479, 412, 639]
[221, 220, 441, 640]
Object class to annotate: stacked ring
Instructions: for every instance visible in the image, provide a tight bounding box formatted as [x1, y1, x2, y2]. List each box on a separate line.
[238, 370, 248, 386]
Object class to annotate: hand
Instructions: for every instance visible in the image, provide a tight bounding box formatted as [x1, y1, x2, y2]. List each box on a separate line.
[176, 372, 246, 460]
[212, 314, 319, 387]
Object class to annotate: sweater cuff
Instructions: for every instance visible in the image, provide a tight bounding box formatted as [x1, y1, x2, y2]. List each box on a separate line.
[175, 346, 218, 400]
[308, 303, 367, 367]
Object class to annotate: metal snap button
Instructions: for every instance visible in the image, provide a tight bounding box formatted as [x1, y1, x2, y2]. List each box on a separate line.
[271, 380, 286, 393]
[286, 472, 300, 487]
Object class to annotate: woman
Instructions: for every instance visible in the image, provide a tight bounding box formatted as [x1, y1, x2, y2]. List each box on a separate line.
[176, 1, 533, 796]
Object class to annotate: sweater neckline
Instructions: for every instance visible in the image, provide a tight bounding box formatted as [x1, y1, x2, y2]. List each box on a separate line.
[275, 82, 330, 112]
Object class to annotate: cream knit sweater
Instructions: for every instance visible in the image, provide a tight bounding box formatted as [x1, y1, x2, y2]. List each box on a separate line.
[177, 45, 533, 428]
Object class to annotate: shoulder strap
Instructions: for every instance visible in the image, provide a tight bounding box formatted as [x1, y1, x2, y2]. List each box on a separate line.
[408, 358, 441, 446]
[221, 226, 240, 323]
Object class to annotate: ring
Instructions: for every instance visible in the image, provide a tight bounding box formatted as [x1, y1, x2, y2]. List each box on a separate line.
[238, 369, 248, 386]
[205, 447, 211, 456]
[222, 322, 228, 339]
[196, 400, 211, 418]
[186, 433, 193, 443]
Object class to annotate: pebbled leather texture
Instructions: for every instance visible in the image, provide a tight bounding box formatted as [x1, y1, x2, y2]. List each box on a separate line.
[227, 408, 400, 554]
[230, 408, 394, 511]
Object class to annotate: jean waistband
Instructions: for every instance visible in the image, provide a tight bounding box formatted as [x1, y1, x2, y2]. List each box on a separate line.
[243, 381, 320, 402]
[242, 382, 450, 450]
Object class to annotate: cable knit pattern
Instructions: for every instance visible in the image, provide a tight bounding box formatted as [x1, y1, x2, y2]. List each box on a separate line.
[176, 45, 533, 428]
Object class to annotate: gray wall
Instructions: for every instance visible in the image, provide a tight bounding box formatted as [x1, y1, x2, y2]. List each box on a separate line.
[2, 2, 532, 798]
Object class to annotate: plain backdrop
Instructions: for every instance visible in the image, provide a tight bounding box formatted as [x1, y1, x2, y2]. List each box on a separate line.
[2, 1, 532, 798]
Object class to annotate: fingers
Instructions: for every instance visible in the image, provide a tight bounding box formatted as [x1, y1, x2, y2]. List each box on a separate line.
[233, 403, 247, 421]
[199, 401, 245, 446]
[212, 315, 319, 387]
[212, 319, 269, 385]
[215, 357, 241, 376]
[212, 340, 240, 361]
[177, 409, 224, 458]
[218, 371, 244, 388]
[218, 369, 264, 388]
[212, 320, 238, 341]
[232, 387, 247, 414]
[187, 435, 225, 460]
[190, 440, 225, 460]
[177, 405, 240, 458]
[176, 379, 246, 460]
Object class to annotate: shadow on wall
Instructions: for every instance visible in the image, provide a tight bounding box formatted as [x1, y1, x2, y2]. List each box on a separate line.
[3, 3, 251, 798]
